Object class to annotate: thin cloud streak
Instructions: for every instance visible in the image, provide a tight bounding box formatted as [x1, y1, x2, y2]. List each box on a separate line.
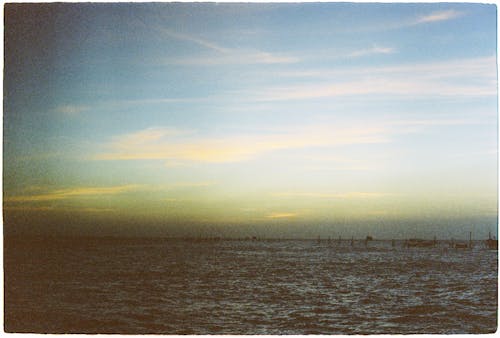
[155, 25, 299, 65]
[357, 9, 465, 32]
[5, 185, 143, 202]
[158, 27, 229, 53]
[171, 182, 216, 188]
[252, 56, 496, 101]
[165, 51, 299, 66]
[271, 192, 394, 199]
[93, 125, 391, 163]
[266, 212, 298, 219]
[414, 10, 463, 24]
[3, 205, 116, 213]
[348, 45, 396, 58]
[93, 115, 479, 164]
[276, 56, 495, 79]
[54, 104, 88, 116]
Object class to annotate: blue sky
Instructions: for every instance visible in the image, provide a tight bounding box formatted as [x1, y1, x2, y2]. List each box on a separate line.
[3, 3, 497, 238]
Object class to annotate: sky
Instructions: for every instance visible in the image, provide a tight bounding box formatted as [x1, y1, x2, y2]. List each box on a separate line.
[3, 2, 498, 239]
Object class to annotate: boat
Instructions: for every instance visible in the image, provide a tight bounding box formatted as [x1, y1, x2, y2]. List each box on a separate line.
[486, 232, 498, 250]
[453, 242, 468, 249]
[405, 238, 435, 248]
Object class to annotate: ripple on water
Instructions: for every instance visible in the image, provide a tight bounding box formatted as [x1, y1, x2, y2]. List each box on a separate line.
[4, 238, 498, 334]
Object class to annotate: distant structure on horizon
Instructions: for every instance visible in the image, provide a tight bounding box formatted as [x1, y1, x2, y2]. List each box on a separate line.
[486, 232, 498, 250]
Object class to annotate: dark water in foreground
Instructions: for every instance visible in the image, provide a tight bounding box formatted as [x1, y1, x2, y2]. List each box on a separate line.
[4, 237, 498, 334]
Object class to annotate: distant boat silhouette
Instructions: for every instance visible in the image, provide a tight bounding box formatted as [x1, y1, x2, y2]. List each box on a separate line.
[486, 232, 498, 250]
[453, 242, 468, 249]
[405, 238, 435, 248]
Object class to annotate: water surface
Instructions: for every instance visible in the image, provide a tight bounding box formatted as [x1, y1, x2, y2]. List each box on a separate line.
[4, 237, 497, 334]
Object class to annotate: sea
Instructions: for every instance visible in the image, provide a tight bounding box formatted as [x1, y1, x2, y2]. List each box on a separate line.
[4, 237, 498, 334]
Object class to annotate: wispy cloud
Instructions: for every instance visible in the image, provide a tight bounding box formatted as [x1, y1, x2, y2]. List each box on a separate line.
[251, 56, 496, 101]
[155, 25, 298, 65]
[341, 8, 465, 33]
[3, 205, 57, 211]
[164, 198, 181, 202]
[3, 205, 116, 213]
[164, 160, 190, 168]
[156, 27, 230, 53]
[54, 104, 88, 116]
[118, 127, 193, 145]
[5, 182, 216, 204]
[348, 45, 396, 58]
[93, 113, 481, 164]
[171, 182, 216, 188]
[5, 185, 143, 202]
[271, 192, 393, 199]
[93, 124, 390, 163]
[77, 207, 116, 213]
[266, 212, 298, 219]
[165, 50, 299, 66]
[414, 10, 463, 24]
